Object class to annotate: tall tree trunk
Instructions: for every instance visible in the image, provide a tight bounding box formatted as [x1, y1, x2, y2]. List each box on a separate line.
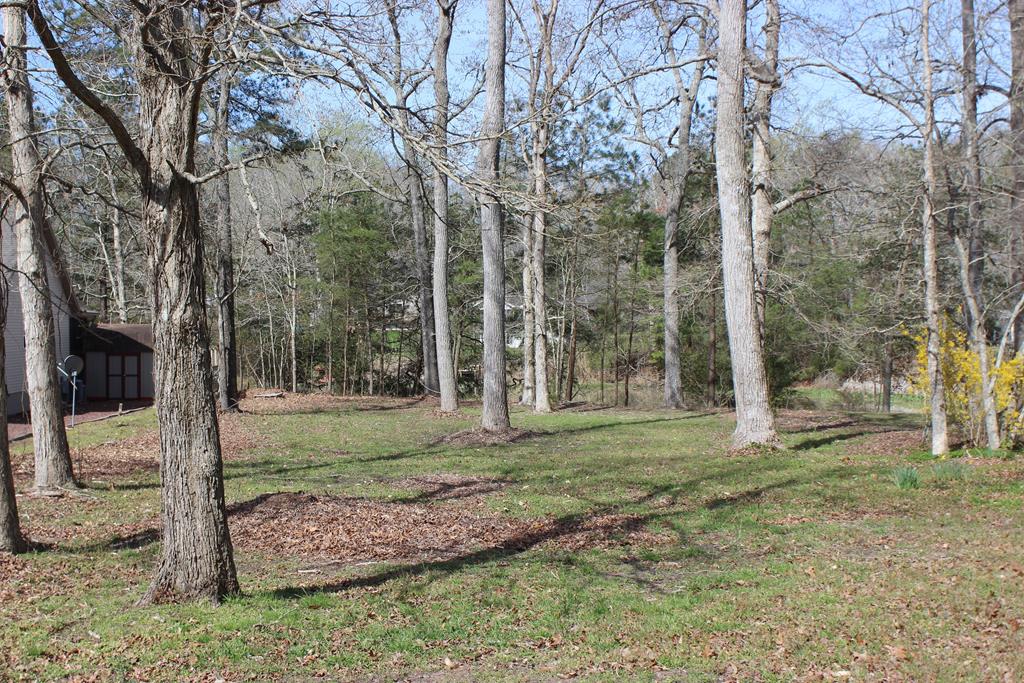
[958, 0, 999, 449]
[478, 0, 510, 432]
[921, 0, 950, 455]
[2, 6, 75, 491]
[213, 69, 239, 412]
[137, 103, 238, 604]
[432, 0, 459, 412]
[408, 157, 438, 394]
[751, 0, 781, 335]
[656, 8, 705, 410]
[1009, 0, 1024, 349]
[0, 272, 25, 554]
[663, 192, 684, 408]
[716, 0, 781, 449]
[385, 1, 438, 396]
[27, 0, 250, 602]
[520, 216, 536, 405]
[961, 0, 985, 310]
[530, 129, 552, 413]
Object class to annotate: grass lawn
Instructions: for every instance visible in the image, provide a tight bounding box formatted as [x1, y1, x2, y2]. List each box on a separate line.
[2, 396, 1023, 681]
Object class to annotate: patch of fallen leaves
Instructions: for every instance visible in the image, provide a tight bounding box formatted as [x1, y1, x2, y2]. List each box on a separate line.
[239, 390, 433, 415]
[853, 430, 926, 456]
[433, 427, 538, 447]
[229, 492, 668, 565]
[11, 413, 260, 485]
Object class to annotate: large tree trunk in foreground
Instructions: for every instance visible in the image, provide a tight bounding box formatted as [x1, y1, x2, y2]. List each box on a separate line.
[921, 0, 949, 456]
[51, 4, 243, 604]
[478, 0, 510, 432]
[139, 100, 239, 602]
[432, 0, 459, 412]
[0, 274, 25, 554]
[715, 0, 781, 449]
[213, 70, 239, 412]
[3, 6, 75, 491]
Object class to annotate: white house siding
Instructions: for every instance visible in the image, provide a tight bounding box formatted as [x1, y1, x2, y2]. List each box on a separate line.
[2, 221, 73, 415]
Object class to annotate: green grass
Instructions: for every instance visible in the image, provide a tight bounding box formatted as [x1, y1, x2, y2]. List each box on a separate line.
[2, 399, 1023, 681]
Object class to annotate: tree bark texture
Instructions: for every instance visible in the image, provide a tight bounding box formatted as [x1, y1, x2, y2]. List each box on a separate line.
[530, 131, 552, 413]
[751, 0, 781, 335]
[478, 0, 510, 431]
[715, 0, 781, 449]
[432, 0, 459, 412]
[921, 0, 950, 455]
[2, 5, 75, 491]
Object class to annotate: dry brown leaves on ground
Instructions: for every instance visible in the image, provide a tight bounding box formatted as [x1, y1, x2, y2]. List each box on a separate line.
[229, 492, 668, 566]
[12, 412, 261, 484]
[853, 430, 926, 456]
[432, 427, 538, 448]
[238, 391, 433, 415]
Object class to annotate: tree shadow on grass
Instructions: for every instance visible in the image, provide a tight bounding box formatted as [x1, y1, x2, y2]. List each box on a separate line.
[265, 464, 857, 600]
[266, 505, 680, 599]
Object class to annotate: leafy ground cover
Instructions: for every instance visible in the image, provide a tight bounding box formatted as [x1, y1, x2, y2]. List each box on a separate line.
[2, 396, 1022, 681]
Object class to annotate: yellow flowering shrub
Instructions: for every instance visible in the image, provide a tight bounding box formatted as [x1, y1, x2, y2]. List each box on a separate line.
[909, 320, 1024, 448]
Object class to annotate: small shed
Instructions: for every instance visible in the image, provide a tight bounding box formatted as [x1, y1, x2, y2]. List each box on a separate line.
[81, 324, 155, 402]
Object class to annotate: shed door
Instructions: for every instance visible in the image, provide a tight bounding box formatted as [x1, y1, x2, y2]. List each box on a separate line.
[107, 353, 141, 400]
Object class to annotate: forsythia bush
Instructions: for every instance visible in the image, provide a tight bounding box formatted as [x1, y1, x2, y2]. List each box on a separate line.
[909, 320, 1024, 448]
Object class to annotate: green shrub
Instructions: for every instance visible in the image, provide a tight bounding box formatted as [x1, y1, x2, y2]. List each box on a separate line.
[891, 466, 920, 490]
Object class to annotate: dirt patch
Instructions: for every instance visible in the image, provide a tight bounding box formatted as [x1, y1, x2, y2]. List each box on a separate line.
[433, 427, 538, 447]
[229, 492, 668, 566]
[853, 429, 926, 456]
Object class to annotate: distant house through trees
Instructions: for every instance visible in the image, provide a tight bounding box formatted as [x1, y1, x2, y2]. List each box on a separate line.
[2, 218, 154, 415]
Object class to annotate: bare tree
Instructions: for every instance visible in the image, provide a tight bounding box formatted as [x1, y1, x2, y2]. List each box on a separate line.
[479, 0, 511, 432]
[1, 5, 76, 492]
[603, 4, 707, 409]
[715, 0, 781, 449]
[954, 0, 998, 450]
[432, 0, 459, 413]
[920, 0, 949, 454]
[750, 0, 781, 332]
[29, 0, 238, 602]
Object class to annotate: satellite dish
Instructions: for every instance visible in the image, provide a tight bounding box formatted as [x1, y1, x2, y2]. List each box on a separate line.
[63, 355, 85, 375]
